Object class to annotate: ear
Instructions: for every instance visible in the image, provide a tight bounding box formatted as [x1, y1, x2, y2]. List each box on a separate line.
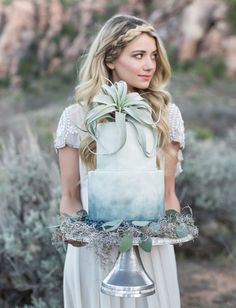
[106, 62, 115, 70]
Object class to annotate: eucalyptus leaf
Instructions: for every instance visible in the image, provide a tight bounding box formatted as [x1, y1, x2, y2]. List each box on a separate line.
[119, 234, 133, 252]
[132, 221, 150, 227]
[102, 219, 123, 232]
[165, 210, 180, 222]
[76, 209, 88, 221]
[140, 236, 152, 252]
[165, 209, 179, 216]
[149, 222, 161, 232]
[176, 224, 189, 238]
[47, 225, 60, 229]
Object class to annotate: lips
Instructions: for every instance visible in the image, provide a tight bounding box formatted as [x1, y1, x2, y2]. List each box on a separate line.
[138, 75, 152, 81]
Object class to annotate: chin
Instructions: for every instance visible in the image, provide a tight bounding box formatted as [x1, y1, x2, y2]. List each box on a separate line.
[134, 83, 150, 90]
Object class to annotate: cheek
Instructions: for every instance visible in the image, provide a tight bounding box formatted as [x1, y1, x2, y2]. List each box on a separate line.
[120, 59, 140, 74]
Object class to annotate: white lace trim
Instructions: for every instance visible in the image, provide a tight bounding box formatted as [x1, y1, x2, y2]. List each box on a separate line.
[168, 103, 185, 177]
[54, 104, 82, 151]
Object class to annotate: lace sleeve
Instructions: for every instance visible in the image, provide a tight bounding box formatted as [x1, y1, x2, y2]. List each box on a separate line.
[168, 103, 185, 176]
[54, 104, 82, 151]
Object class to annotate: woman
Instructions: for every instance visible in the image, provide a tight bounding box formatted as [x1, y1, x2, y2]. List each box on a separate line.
[55, 14, 184, 308]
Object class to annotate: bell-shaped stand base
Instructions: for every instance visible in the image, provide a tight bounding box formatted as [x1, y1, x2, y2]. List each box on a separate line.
[101, 246, 155, 297]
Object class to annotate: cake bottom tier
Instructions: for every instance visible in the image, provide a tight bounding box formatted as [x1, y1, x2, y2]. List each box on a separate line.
[88, 170, 164, 221]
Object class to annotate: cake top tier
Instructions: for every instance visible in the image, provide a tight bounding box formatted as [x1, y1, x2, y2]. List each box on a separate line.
[84, 80, 160, 158]
[96, 122, 157, 170]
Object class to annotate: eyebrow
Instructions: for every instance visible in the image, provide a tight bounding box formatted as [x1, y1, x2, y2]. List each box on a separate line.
[131, 50, 158, 54]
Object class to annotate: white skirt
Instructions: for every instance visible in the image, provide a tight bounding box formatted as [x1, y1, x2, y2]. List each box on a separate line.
[63, 244, 181, 308]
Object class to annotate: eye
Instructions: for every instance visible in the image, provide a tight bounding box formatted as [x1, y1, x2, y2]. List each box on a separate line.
[152, 53, 158, 60]
[133, 54, 143, 59]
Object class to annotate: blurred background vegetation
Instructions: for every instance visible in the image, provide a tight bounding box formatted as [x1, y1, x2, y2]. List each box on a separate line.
[0, 0, 236, 307]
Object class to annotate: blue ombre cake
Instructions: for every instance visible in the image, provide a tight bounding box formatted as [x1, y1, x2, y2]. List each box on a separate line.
[88, 122, 164, 221]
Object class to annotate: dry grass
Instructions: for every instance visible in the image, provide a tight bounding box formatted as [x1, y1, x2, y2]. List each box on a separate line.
[178, 256, 236, 308]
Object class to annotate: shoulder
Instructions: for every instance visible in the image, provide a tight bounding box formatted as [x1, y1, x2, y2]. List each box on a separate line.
[54, 103, 86, 150]
[167, 102, 185, 149]
[167, 102, 183, 120]
[62, 103, 85, 121]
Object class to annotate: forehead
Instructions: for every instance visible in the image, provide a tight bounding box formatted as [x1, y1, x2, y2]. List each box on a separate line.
[124, 33, 157, 52]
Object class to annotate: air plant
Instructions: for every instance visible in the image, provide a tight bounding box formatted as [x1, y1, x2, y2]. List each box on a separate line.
[84, 80, 161, 157]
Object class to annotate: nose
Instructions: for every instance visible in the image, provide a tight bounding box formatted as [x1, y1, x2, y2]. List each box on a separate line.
[143, 56, 156, 71]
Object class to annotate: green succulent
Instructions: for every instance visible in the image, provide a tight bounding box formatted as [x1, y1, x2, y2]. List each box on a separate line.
[84, 80, 159, 157]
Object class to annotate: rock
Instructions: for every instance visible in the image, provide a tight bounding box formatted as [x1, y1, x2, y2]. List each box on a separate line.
[0, 0, 235, 85]
[223, 36, 236, 77]
[37, 0, 64, 67]
[118, 0, 145, 16]
[179, 0, 228, 61]
[47, 57, 62, 74]
[0, 0, 35, 78]
[201, 28, 224, 57]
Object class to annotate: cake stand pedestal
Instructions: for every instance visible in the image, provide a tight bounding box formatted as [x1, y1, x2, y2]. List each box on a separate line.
[101, 234, 193, 298]
[66, 234, 194, 298]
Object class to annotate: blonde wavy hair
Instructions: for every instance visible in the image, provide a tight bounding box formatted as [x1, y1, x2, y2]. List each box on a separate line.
[75, 15, 174, 170]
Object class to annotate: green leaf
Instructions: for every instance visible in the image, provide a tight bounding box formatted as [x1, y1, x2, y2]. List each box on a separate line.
[84, 80, 159, 157]
[85, 105, 116, 139]
[95, 112, 127, 156]
[123, 107, 155, 127]
[149, 222, 161, 232]
[128, 118, 157, 157]
[115, 111, 127, 152]
[119, 234, 133, 252]
[76, 209, 88, 221]
[86, 105, 116, 124]
[132, 221, 150, 227]
[92, 94, 116, 106]
[140, 236, 152, 252]
[165, 209, 179, 216]
[176, 224, 189, 238]
[102, 219, 123, 232]
[165, 209, 180, 222]
[116, 80, 127, 104]
[101, 84, 118, 104]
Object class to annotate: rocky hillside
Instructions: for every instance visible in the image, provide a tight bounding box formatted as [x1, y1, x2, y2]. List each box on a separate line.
[0, 0, 236, 88]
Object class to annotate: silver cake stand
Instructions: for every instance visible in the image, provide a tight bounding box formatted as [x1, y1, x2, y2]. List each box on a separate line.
[66, 234, 194, 298]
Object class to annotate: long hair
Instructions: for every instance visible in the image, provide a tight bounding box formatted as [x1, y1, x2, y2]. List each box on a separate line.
[75, 15, 173, 170]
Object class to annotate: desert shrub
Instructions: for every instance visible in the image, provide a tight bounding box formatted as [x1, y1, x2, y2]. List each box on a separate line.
[177, 57, 226, 84]
[2, 0, 12, 5]
[176, 129, 236, 258]
[60, 0, 77, 8]
[193, 127, 215, 140]
[0, 78, 10, 88]
[225, 0, 236, 33]
[0, 133, 64, 307]
[18, 41, 40, 89]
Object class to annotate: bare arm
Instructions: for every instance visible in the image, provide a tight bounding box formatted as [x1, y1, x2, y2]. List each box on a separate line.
[58, 146, 83, 215]
[164, 142, 181, 213]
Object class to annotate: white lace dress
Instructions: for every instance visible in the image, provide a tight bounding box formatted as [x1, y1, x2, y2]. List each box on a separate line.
[54, 102, 185, 308]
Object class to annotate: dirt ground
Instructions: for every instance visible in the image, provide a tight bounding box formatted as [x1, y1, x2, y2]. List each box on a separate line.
[177, 256, 236, 308]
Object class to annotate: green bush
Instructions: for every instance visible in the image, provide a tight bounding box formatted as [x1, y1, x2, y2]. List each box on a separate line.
[177, 57, 226, 84]
[0, 135, 64, 307]
[178, 130, 236, 214]
[225, 0, 236, 33]
[176, 129, 236, 257]
[193, 127, 215, 140]
[60, 0, 77, 8]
